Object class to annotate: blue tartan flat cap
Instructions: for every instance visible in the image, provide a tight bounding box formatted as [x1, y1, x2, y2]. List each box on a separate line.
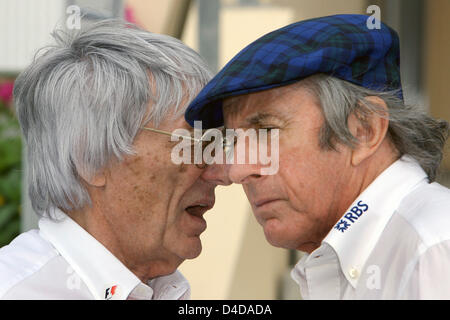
[185, 14, 403, 128]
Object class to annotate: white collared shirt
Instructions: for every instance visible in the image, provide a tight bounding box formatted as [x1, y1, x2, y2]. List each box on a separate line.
[291, 155, 450, 299]
[0, 210, 190, 300]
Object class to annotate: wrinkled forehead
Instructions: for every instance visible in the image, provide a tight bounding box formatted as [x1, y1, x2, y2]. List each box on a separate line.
[222, 82, 314, 128]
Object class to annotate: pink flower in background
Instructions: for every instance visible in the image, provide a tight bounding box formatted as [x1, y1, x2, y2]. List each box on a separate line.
[124, 4, 138, 25]
[0, 81, 14, 107]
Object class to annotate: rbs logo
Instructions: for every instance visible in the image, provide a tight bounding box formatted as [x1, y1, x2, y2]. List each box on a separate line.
[334, 200, 369, 232]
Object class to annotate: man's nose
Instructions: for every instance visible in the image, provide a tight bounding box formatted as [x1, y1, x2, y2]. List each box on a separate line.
[227, 163, 262, 185]
[201, 163, 232, 186]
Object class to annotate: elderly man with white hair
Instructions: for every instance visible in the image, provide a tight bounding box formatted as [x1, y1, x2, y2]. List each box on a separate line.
[0, 19, 230, 300]
[186, 14, 450, 299]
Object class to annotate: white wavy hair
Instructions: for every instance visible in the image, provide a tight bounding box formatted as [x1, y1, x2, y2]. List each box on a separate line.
[13, 19, 212, 216]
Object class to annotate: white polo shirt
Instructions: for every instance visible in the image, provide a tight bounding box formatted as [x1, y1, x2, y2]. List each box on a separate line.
[0, 210, 190, 300]
[291, 155, 450, 299]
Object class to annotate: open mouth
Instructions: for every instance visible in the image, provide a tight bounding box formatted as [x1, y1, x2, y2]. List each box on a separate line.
[185, 204, 211, 216]
[183, 201, 214, 235]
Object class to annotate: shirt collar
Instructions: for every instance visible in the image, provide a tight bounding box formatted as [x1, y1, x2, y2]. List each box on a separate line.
[321, 155, 428, 288]
[39, 209, 189, 300]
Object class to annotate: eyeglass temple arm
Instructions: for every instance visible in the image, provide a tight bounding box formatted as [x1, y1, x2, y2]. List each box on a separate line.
[141, 127, 203, 143]
[141, 127, 235, 148]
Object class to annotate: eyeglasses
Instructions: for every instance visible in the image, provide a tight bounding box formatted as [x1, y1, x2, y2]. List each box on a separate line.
[140, 126, 233, 169]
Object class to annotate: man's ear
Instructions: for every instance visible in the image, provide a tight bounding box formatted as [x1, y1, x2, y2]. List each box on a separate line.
[348, 96, 390, 166]
[78, 167, 106, 188]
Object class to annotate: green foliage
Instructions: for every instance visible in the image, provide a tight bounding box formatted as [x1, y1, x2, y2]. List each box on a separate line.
[0, 101, 22, 248]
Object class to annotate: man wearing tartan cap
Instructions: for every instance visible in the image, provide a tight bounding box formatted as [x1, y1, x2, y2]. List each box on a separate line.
[186, 14, 450, 299]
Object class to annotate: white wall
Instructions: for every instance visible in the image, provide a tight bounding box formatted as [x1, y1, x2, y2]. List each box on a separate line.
[0, 0, 65, 73]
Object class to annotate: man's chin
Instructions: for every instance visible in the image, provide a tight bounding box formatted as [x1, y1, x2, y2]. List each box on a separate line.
[262, 219, 297, 249]
[179, 236, 203, 260]
[264, 233, 288, 248]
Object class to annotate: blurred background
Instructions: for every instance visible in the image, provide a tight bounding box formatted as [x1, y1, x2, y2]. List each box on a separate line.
[0, 0, 449, 299]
